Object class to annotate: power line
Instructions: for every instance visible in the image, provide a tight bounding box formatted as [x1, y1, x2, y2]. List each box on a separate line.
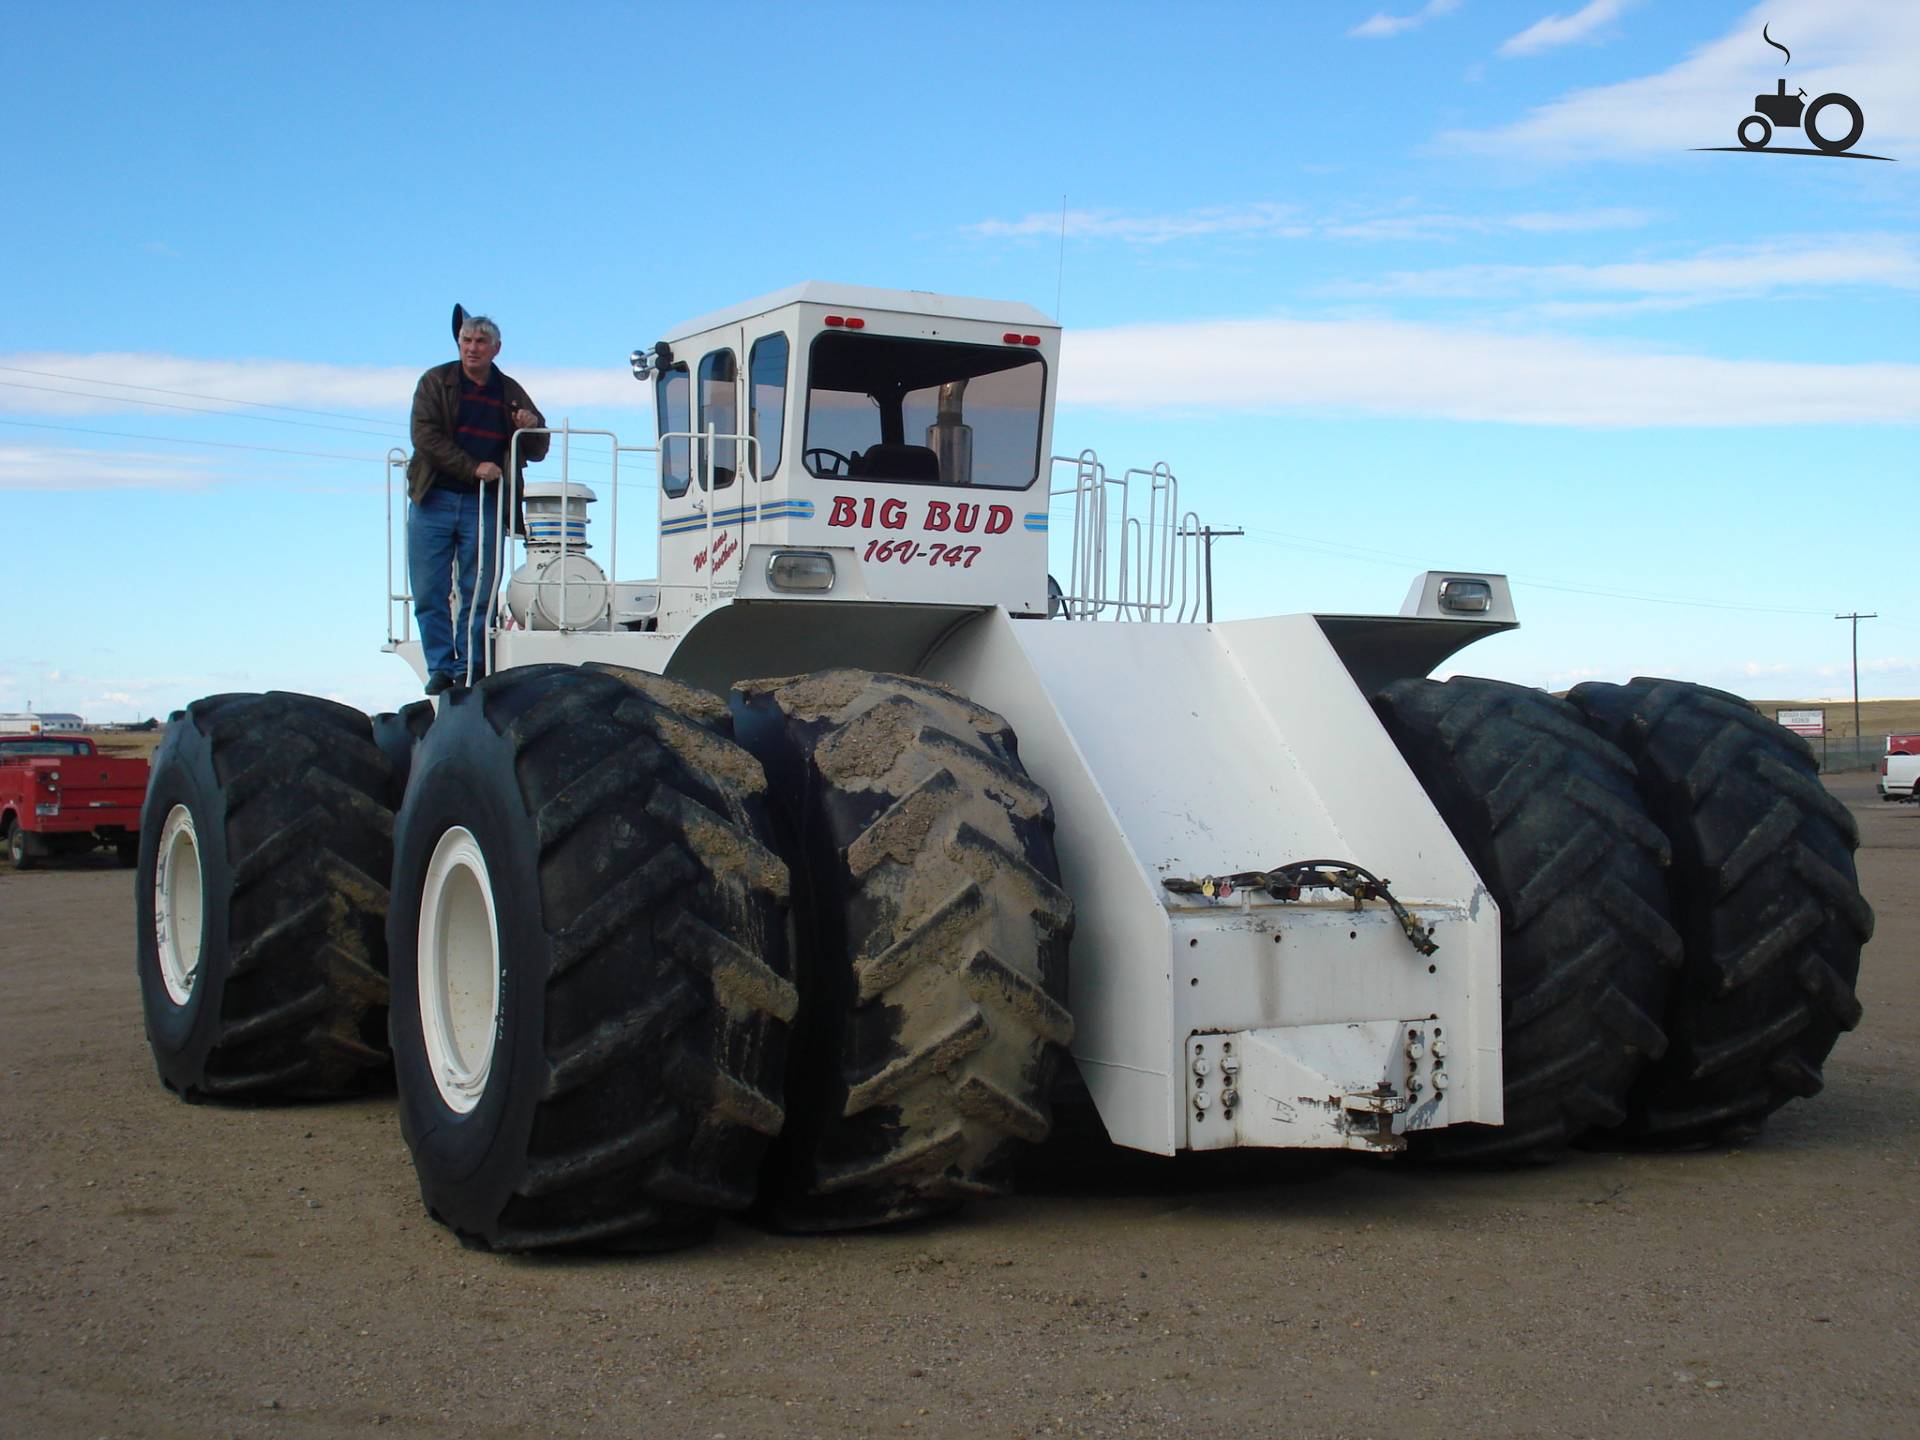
[0, 417, 385, 463]
[1507, 574, 1832, 618]
[1238, 522, 1434, 569]
[0, 378, 405, 439]
[0, 363, 400, 427]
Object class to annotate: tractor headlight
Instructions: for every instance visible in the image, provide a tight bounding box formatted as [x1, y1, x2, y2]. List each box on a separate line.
[767, 551, 836, 593]
[1437, 579, 1492, 613]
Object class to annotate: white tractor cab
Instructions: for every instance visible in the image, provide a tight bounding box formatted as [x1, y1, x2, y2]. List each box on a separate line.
[136, 283, 1867, 1254]
[388, 284, 1065, 671]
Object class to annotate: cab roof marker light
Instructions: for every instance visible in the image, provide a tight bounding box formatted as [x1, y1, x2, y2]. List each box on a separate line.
[824, 315, 846, 327]
[1020, 334, 1041, 346]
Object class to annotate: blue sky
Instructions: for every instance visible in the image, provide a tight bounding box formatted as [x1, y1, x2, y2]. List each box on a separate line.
[4, 0, 1916, 721]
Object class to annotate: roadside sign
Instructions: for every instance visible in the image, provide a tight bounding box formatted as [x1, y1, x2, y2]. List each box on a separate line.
[1776, 708, 1825, 736]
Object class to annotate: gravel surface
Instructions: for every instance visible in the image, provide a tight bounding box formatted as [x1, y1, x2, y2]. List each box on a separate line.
[2, 774, 1915, 1439]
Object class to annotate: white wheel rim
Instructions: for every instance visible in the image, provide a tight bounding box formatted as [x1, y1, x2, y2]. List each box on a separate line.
[418, 826, 501, 1114]
[154, 804, 204, 1006]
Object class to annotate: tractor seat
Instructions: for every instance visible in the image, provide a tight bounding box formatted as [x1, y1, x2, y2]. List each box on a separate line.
[850, 443, 941, 482]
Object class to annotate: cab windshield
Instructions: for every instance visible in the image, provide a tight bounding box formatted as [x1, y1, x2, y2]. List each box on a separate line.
[803, 333, 1044, 489]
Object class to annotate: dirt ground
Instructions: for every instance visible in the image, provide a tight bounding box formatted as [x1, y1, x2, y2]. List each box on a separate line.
[2, 775, 1914, 1440]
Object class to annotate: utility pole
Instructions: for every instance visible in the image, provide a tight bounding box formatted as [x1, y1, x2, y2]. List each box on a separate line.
[1178, 525, 1243, 623]
[1835, 611, 1876, 763]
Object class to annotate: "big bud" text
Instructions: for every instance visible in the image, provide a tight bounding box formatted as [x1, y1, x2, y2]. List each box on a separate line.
[827, 496, 1013, 534]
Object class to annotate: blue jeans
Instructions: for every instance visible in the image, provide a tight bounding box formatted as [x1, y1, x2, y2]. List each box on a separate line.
[408, 485, 503, 681]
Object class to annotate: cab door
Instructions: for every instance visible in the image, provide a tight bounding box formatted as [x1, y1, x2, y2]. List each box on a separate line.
[655, 356, 698, 589]
[694, 331, 748, 592]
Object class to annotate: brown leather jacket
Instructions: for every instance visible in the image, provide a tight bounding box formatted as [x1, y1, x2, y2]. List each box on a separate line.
[406, 360, 550, 532]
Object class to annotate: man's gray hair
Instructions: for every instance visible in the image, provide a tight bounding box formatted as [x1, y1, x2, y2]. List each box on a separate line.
[459, 315, 502, 344]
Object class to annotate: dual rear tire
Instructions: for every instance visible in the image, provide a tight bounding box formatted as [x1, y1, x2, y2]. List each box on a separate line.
[1567, 679, 1869, 1141]
[135, 693, 395, 1101]
[1377, 675, 1870, 1157]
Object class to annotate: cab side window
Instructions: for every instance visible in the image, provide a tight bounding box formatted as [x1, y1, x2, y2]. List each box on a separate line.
[749, 333, 789, 481]
[657, 363, 691, 498]
[698, 349, 738, 489]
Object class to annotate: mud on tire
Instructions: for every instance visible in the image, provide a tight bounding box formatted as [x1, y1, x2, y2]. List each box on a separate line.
[1373, 677, 1680, 1160]
[135, 692, 395, 1101]
[1567, 678, 1870, 1142]
[387, 664, 796, 1252]
[734, 670, 1074, 1231]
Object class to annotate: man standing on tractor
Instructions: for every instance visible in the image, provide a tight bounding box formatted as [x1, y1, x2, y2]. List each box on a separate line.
[406, 313, 549, 695]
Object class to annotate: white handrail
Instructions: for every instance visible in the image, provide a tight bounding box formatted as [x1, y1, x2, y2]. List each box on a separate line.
[1050, 449, 1215, 624]
[385, 449, 411, 645]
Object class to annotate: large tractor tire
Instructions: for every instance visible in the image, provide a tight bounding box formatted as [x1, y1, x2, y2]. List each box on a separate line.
[733, 670, 1074, 1231]
[386, 664, 796, 1252]
[1567, 679, 1870, 1142]
[1372, 677, 1680, 1160]
[134, 693, 396, 1102]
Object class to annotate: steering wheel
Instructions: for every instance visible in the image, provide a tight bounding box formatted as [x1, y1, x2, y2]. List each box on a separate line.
[805, 446, 852, 478]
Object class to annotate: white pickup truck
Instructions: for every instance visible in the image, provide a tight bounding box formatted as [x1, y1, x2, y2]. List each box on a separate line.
[1879, 735, 1920, 802]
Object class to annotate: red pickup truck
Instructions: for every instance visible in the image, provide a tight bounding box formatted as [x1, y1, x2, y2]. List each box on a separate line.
[1, 735, 150, 868]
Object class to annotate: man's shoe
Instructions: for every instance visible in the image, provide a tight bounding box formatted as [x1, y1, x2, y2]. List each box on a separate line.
[425, 672, 454, 697]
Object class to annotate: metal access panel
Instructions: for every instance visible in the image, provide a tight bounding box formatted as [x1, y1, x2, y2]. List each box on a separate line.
[924, 610, 1503, 1155]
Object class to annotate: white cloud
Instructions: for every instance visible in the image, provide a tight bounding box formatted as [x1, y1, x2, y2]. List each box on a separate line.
[969, 204, 1307, 245]
[1325, 235, 1920, 304]
[1350, 0, 1459, 41]
[1061, 314, 1920, 426]
[973, 204, 1649, 247]
[1503, 208, 1652, 233]
[0, 444, 226, 492]
[1322, 206, 1651, 240]
[1447, 0, 1920, 159]
[1500, 0, 1634, 59]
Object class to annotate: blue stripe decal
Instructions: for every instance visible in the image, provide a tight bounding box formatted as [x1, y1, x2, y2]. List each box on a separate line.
[1023, 512, 1049, 532]
[660, 499, 816, 535]
[660, 503, 817, 537]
